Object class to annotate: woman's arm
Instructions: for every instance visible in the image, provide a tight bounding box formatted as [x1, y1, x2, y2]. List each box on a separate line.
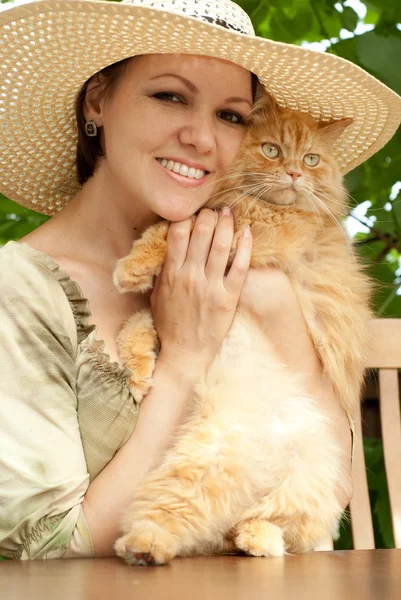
[82, 353, 204, 556]
[239, 267, 353, 510]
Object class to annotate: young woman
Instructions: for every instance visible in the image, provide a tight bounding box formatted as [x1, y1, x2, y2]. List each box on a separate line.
[0, 0, 399, 560]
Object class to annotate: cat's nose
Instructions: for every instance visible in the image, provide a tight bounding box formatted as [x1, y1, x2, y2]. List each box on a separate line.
[286, 170, 302, 181]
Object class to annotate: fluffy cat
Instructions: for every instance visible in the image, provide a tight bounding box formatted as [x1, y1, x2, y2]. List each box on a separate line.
[112, 92, 373, 566]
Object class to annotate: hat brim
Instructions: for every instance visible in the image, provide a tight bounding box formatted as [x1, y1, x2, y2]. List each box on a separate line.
[1, 0, 400, 215]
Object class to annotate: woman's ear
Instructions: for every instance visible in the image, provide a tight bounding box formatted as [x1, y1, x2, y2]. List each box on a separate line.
[318, 118, 353, 146]
[83, 72, 107, 125]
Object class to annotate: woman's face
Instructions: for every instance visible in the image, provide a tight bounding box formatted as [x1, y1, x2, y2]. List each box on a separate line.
[88, 54, 253, 221]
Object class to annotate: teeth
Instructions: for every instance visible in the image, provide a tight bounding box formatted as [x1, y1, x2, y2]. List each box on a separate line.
[157, 158, 206, 180]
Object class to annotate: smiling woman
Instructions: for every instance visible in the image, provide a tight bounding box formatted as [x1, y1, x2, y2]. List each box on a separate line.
[0, 0, 400, 562]
[74, 54, 253, 222]
[75, 56, 255, 202]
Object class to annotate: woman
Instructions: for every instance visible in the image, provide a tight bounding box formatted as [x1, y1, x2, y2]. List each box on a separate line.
[0, 0, 400, 560]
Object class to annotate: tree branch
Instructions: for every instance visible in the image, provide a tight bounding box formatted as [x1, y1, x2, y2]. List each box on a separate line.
[349, 214, 401, 255]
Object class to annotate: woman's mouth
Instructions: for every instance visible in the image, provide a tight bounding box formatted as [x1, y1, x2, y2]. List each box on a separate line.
[156, 158, 209, 185]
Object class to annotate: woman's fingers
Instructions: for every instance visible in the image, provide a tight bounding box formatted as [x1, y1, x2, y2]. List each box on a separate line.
[224, 226, 253, 295]
[163, 217, 193, 272]
[161, 208, 251, 301]
[184, 208, 217, 269]
[204, 207, 234, 281]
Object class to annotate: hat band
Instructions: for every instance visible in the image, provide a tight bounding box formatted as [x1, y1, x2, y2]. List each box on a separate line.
[193, 14, 250, 35]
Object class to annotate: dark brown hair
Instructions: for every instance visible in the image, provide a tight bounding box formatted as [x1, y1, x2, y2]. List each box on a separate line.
[74, 60, 261, 185]
[75, 57, 131, 185]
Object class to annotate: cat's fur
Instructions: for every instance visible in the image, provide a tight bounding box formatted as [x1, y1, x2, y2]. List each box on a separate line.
[112, 93, 373, 566]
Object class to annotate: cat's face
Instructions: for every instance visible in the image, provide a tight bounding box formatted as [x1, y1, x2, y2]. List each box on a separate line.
[235, 97, 351, 216]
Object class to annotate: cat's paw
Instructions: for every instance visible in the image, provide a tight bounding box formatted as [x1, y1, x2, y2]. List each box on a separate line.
[113, 257, 154, 294]
[125, 350, 157, 402]
[117, 311, 158, 402]
[114, 521, 178, 566]
[232, 519, 285, 557]
[127, 363, 155, 403]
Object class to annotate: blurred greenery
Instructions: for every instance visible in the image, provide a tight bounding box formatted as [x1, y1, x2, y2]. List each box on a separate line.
[0, 0, 400, 554]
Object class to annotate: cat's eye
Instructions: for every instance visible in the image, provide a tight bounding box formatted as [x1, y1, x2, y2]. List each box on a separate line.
[262, 143, 280, 159]
[303, 153, 320, 167]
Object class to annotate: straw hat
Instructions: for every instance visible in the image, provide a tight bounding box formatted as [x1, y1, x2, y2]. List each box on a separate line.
[0, 0, 400, 216]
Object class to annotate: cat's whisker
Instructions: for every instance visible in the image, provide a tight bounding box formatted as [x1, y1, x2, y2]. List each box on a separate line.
[242, 184, 273, 216]
[206, 182, 268, 204]
[300, 190, 324, 229]
[315, 182, 351, 202]
[306, 191, 350, 245]
[228, 183, 269, 211]
[193, 172, 278, 205]
[314, 183, 360, 213]
[304, 184, 347, 212]
[313, 189, 348, 214]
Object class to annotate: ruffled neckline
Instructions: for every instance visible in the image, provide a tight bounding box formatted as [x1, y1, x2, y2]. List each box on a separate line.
[8, 241, 132, 386]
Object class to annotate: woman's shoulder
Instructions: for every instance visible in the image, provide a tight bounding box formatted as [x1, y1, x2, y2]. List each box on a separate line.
[1, 239, 59, 278]
[0, 241, 92, 347]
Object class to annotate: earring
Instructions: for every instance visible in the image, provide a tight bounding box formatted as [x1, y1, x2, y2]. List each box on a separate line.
[85, 120, 98, 137]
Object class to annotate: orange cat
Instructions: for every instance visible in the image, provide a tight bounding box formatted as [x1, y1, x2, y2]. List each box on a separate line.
[112, 92, 373, 566]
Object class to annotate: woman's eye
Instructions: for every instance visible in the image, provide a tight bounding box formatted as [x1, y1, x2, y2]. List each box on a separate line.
[261, 143, 280, 159]
[303, 153, 320, 167]
[218, 110, 244, 124]
[153, 92, 181, 103]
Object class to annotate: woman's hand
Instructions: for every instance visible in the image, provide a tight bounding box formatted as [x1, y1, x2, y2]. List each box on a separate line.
[150, 208, 252, 376]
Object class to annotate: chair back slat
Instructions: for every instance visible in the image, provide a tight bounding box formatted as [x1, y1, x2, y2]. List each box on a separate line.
[350, 400, 375, 549]
[379, 369, 401, 548]
[366, 319, 401, 368]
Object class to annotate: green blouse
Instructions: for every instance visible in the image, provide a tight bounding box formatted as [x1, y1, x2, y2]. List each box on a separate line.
[0, 241, 139, 559]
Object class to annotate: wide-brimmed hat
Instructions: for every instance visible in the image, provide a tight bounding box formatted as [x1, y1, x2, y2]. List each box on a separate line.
[1, 0, 400, 216]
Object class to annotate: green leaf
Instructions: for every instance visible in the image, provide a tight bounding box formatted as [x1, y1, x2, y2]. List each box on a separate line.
[363, 8, 380, 26]
[364, 0, 401, 23]
[356, 30, 401, 95]
[341, 6, 359, 32]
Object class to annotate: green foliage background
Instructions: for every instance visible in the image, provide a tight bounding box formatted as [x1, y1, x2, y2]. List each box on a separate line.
[0, 0, 400, 552]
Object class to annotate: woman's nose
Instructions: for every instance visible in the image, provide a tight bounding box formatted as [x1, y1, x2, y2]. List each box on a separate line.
[178, 113, 216, 154]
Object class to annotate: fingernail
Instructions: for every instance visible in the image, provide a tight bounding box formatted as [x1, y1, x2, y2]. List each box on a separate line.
[242, 225, 251, 238]
[222, 206, 231, 217]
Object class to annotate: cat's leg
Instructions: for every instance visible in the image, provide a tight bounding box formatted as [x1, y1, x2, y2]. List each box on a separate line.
[231, 492, 340, 558]
[229, 515, 286, 557]
[114, 415, 253, 566]
[117, 309, 159, 402]
[231, 403, 346, 557]
[231, 466, 344, 557]
[113, 220, 170, 293]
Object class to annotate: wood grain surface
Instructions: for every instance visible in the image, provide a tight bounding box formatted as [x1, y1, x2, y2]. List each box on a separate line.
[1, 550, 401, 600]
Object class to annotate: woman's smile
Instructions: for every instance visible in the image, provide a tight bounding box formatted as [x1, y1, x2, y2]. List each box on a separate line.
[155, 156, 210, 187]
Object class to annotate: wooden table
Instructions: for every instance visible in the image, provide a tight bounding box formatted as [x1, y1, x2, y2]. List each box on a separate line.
[1, 550, 401, 599]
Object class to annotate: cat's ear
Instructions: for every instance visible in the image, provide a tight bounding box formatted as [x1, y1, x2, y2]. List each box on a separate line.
[318, 118, 353, 146]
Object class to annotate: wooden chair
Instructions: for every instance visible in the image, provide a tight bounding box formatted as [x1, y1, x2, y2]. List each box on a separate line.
[316, 319, 401, 551]
[350, 318, 401, 549]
